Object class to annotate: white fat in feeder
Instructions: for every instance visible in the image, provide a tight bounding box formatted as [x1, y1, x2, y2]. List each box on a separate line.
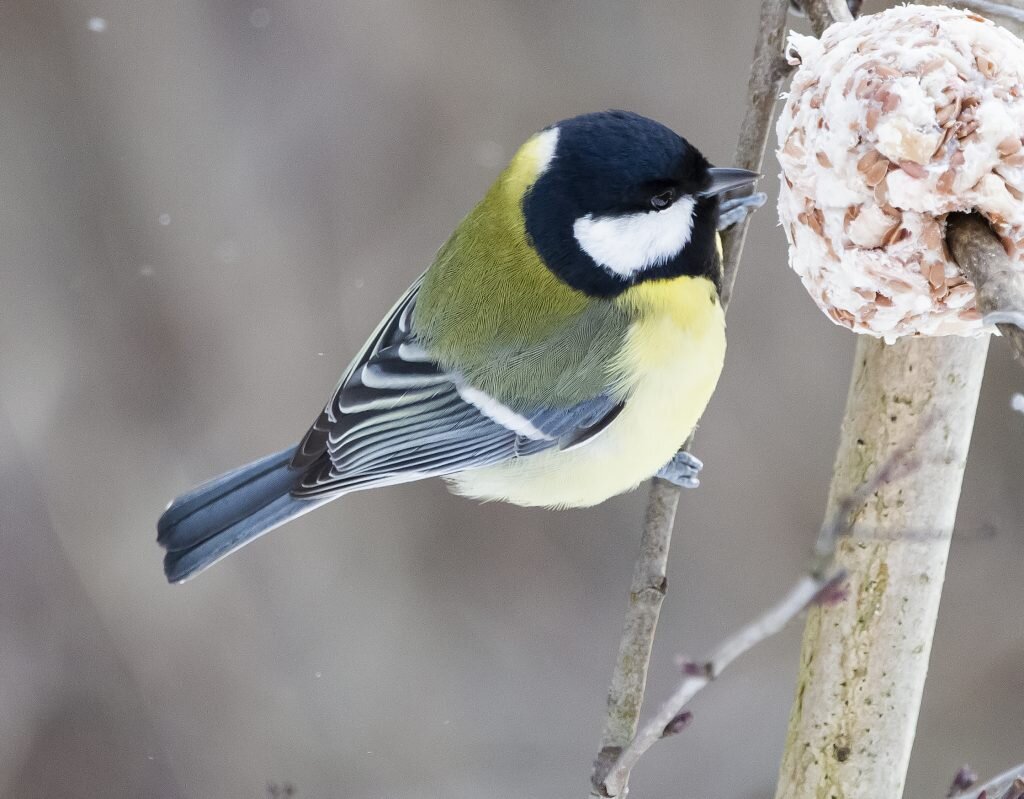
[777, 4, 1024, 340]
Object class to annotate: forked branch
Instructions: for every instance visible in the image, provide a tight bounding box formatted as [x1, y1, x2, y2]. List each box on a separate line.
[589, 1, 792, 795]
[593, 432, 923, 799]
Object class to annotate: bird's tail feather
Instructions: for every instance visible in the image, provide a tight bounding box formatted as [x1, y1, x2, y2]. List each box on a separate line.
[157, 446, 324, 583]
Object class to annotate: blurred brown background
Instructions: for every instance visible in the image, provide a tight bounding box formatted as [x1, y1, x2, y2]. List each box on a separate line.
[0, 1, 1020, 797]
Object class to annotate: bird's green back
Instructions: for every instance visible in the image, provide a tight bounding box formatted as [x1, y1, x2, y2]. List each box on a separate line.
[413, 136, 631, 409]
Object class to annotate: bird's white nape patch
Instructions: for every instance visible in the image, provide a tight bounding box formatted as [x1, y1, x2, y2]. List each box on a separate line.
[531, 127, 559, 177]
[573, 196, 696, 277]
[456, 384, 553, 441]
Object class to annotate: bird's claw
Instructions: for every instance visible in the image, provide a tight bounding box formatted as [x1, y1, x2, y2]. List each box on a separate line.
[656, 450, 703, 489]
[717, 192, 768, 230]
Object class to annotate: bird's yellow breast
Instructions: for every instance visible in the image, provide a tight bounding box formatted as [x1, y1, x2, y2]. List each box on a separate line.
[449, 275, 726, 508]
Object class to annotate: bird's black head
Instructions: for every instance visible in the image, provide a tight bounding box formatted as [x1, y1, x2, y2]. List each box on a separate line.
[521, 110, 753, 298]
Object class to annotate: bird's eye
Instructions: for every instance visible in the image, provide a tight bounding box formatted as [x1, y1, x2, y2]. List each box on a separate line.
[649, 188, 677, 211]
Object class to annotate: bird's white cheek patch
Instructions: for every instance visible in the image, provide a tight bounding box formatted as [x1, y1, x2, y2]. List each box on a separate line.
[573, 197, 696, 277]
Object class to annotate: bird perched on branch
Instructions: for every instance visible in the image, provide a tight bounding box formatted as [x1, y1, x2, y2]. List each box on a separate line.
[157, 110, 762, 582]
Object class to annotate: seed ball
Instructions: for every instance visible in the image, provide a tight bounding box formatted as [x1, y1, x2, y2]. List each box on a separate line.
[777, 4, 1024, 340]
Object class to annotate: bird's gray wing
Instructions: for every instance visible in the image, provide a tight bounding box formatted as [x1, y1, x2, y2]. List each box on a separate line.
[289, 277, 622, 498]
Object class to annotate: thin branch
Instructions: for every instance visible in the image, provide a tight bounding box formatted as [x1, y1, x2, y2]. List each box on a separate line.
[595, 7, 1015, 799]
[811, 419, 927, 571]
[790, 1, 864, 21]
[598, 575, 841, 798]
[589, 1, 792, 795]
[594, 430, 924, 799]
[773, 9, 1013, 799]
[719, 0, 796, 307]
[949, 765, 981, 797]
[775, 336, 988, 799]
[949, 766, 1024, 799]
[801, 0, 855, 36]
[729, 9, 1014, 799]
[589, 481, 680, 797]
[945, 0, 1024, 24]
[947, 213, 1024, 367]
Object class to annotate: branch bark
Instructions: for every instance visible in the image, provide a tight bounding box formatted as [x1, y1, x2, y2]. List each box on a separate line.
[598, 575, 840, 798]
[720, 0, 795, 308]
[771, 5, 1011, 798]
[589, 1, 792, 795]
[944, 0, 1024, 25]
[596, 434, 923, 798]
[950, 765, 1024, 799]
[773, 335, 989, 799]
[947, 213, 1024, 367]
[801, 0, 855, 35]
[597, 5, 1020, 799]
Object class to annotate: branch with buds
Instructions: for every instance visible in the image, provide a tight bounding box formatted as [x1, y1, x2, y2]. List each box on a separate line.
[949, 765, 1024, 799]
[593, 2, 1023, 797]
[588, 0, 793, 794]
[775, 4, 1022, 799]
[590, 427, 922, 798]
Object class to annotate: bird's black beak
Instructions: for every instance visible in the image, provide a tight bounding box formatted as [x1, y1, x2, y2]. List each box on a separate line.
[699, 167, 760, 197]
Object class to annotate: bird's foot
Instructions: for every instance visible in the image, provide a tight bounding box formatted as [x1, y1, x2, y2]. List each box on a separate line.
[717, 192, 768, 230]
[656, 450, 703, 489]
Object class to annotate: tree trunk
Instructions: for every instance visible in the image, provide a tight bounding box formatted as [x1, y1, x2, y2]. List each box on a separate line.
[774, 334, 988, 799]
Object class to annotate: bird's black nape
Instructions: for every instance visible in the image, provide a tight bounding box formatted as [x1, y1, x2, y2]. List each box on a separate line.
[522, 110, 723, 298]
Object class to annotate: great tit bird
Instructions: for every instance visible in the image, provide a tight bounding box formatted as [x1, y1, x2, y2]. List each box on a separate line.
[157, 110, 761, 582]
